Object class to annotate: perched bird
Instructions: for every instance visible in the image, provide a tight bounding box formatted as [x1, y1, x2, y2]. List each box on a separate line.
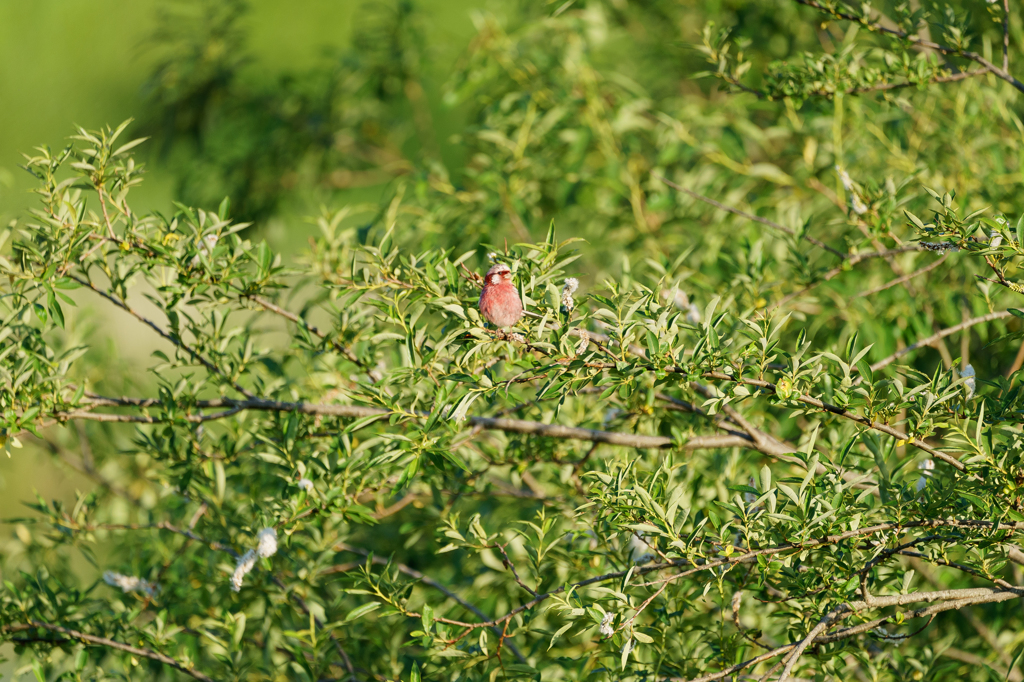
[478, 263, 523, 329]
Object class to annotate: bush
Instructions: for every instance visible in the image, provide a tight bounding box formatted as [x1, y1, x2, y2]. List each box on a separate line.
[3, 1, 1024, 680]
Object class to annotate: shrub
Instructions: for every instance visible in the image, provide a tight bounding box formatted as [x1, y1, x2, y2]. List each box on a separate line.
[3, 1, 1024, 680]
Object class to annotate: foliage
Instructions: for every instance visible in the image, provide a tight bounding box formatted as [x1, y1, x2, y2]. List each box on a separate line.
[3, 1, 1024, 681]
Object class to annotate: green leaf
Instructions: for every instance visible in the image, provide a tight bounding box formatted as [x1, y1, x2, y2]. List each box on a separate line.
[345, 602, 382, 622]
[421, 604, 434, 634]
[549, 622, 573, 650]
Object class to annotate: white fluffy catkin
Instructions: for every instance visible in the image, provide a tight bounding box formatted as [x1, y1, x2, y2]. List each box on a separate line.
[103, 571, 156, 596]
[230, 528, 279, 592]
[230, 550, 258, 592]
[561, 277, 579, 312]
[256, 527, 278, 558]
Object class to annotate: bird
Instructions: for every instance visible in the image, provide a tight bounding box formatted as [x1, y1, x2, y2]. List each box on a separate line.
[478, 263, 523, 330]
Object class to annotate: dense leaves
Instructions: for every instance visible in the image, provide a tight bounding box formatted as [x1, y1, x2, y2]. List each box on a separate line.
[3, 1, 1024, 681]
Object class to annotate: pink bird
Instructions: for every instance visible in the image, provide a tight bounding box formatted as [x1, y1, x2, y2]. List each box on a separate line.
[478, 263, 523, 329]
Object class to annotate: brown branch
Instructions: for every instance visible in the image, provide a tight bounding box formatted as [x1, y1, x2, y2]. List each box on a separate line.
[767, 246, 928, 312]
[493, 543, 537, 596]
[853, 254, 948, 298]
[407, 519, 1024, 634]
[1, 621, 215, 682]
[67, 394, 760, 452]
[245, 294, 372, 380]
[828, 68, 988, 95]
[941, 647, 1022, 682]
[1008, 340, 1024, 377]
[654, 174, 847, 257]
[778, 609, 840, 682]
[673, 587, 1024, 682]
[700, 370, 964, 470]
[795, 0, 1024, 94]
[60, 520, 241, 558]
[69, 274, 254, 399]
[866, 310, 1013, 373]
[1003, 0, 1011, 73]
[326, 543, 527, 663]
[69, 351, 960, 468]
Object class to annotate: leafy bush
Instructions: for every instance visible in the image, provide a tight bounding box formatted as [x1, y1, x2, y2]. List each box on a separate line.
[3, 1, 1024, 680]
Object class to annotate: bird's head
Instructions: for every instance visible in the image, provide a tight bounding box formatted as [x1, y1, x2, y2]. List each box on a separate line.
[484, 263, 513, 286]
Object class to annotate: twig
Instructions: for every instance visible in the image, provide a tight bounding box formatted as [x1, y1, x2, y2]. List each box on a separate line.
[795, 0, 1024, 94]
[2, 621, 215, 682]
[654, 175, 846, 257]
[778, 609, 840, 682]
[60, 520, 241, 558]
[828, 68, 989, 96]
[767, 246, 927, 312]
[64, 394, 761, 452]
[1008, 340, 1024, 377]
[853, 254, 948, 298]
[866, 310, 1013, 373]
[406, 519, 1024, 633]
[672, 586, 1024, 681]
[245, 294, 372, 381]
[1004, 0, 1011, 73]
[327, 543, 527, 663]
[69, 274, 254, 399]
[941, 647, 1022, 682]
[494, 543, 538, 596]
[700, 370, 965, 470]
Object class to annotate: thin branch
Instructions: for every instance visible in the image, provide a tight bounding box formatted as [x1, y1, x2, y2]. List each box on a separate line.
[61, 520, 241, 558]
[700, 371, 965, 470]
[2, 621, 215, 682]
[867, 310, 1013, 373]
[853, 254, 948, 298]
[69, 274, 254, 398]
[831, 68, 989, 95]
[654, 174, 847, 257]
[408, 519, 1024, 633]
[1004, 0, 1011, 73]
[767, 246, 928, 312]
[673, 587, 1024, 681]
[245, 294, 373, 381]
[493, 543, 538, 596]
[795, 0, 1024, 94]
[69, 352, 961, 468]
[67, 394, 761, 452]
[327, 543, 527, 663]
[942, 647, 1022, 682]
[778, 610, 840, 682]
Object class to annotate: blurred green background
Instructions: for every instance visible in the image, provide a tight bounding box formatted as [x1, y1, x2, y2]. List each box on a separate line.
[0, 0, 485, 630]
[0, 0, 479, 232]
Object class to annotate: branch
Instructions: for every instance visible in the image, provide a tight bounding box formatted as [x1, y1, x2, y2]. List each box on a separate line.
[778, 609, 840, 682]
[866, 310, 1013, 373]
[327, 543, 527, 663]
[68, 353, 962, 468]
[70, 274, 254, 398]
[672, 586, 1024, 682]
[67, 394, 764, 452]
[406, 518, 1024, 633]
[2, 621, 215, 682]
[1004, 0, 1011, 73]
[245, 294, 374, 381]
[795, 0, 1024, 94]
[853, 254, 949, 298]
[767, 245, 929, 312]
[61, 520, 241, 558]
[654, 174, 847, 257]
[700, 371, 965, 470]
[832, 68, 989, 95]
[942, 647, 1023, 682]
